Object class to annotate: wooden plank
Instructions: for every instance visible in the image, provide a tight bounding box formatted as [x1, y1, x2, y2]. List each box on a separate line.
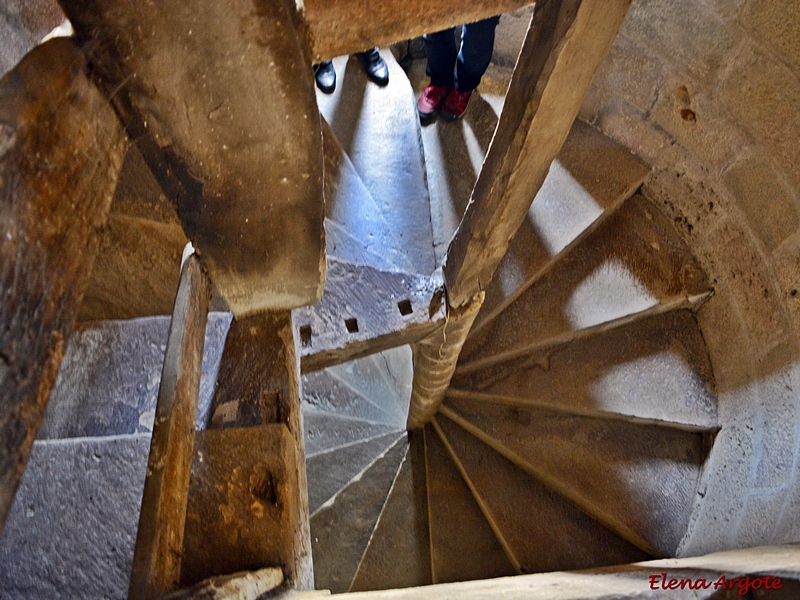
[180, 426, 300, 588]
[129, 254, 211, 600]
[443, 0, 634, 308]
[59, 0, 325, 316]
[304, 0, 535, 63]
[0, 38, 126, 533]
[204, 311, 313, 589]
[163, 567, 283, 600]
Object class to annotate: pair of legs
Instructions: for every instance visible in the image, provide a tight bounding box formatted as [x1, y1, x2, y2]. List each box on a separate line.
[314, 48, 389, 94]
[418, 16, 500, 120]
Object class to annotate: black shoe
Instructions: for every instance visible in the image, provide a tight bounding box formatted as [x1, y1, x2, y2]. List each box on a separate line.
[355, 48, 389, 86]
[314, 60, 336, 94]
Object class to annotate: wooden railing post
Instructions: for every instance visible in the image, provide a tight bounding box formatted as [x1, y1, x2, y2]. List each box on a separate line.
[128, 250, 211, 600]
[0, 38, 126, 533]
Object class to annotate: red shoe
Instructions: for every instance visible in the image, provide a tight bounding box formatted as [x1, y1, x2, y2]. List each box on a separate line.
[417, 85, 453, 117]
[442, 88, 473, 120]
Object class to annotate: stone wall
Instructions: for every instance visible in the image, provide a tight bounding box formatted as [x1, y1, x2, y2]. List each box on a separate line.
[577, 0, 800, 556]
[0, 0, 63, 76]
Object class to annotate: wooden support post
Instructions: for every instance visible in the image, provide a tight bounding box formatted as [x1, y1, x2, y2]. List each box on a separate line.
[183, 312, 313, 589]
[58, 0, 325, 316]
[129, 253, 211, 600]
[304, 0, 535, 63]
[0, 38, 126, 534]
[443, 0, 634, 308]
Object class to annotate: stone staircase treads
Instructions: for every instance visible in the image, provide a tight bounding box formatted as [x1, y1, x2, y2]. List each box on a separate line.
[440, 397, 708, 558]
[375, 346, 415, 420]
[434, 415, 651, 573]
[459, 194, 711, 371]
[302, 369, 402, 427]
[470, 119, 651, 336]
[452, 309, 718, 430]
[326, 352, 410, 424]
[38, 313, 232, 440]
[324, 218, 399, 274]
[295, 259, 445, 374]
[302, 409, 402, 457]
[350, 430, 432, 592]
[323, 123, 416, 274]
[0, 435, 149, 600]
[307, 432, 405, 514]
[316, 51, 435, 275]
[424, 425, 516, 584]
[310, 436, 409, 593]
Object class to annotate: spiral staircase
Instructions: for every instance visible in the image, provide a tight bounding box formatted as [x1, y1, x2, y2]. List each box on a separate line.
[0, 34, 728, 598]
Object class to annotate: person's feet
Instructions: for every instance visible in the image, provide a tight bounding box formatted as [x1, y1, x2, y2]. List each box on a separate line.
[441, 89, 473, 121]
[355, 48, 389, 86]
[314, 60, 336, 94]
[417, 85, 454, 117]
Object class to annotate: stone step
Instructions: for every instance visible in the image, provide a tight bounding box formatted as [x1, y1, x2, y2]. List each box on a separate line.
[440, 396, 709, 558]
[424, 424, 516, 584]
[350, 430, 432, 592]
[310, 435, 408, 593]
[452, 308, 718, 430]
[38, 313, 232, 440]
[0, 435, 149, 600]
[323, 121, 416, 274]
[316, 51, 435, 275]
[301, 408, 403, 457]
[306, 431, 404, 514]
[324, 349, 412, 424]
[302, 369, 403, 427]
[433, 416, 651, 574]
[295, 259, 444, 374]
[469, 119, 651, 335]
[459, 193, 711, 371]
[324, 218, 400, 274]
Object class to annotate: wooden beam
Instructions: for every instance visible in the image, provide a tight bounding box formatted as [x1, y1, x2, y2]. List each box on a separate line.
[58, 0, 325, 316]
[304, 0, 536, 63]
[0, 38, 126, 533]
[129, 253, 211, 600]
[201, 311, 313, 589]
[443, 0, 634, 308]
[162, 567, 284, 600]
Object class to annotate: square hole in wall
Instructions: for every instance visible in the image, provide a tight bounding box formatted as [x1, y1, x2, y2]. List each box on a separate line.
[299, 324, 312, 347]
[397, 299, 413, 316]
[345, 318, 359, 333]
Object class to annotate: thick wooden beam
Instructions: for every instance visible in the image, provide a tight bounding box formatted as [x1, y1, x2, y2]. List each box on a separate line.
[201, 311, 313, 589]
[58, 0, 325, 317]
[304, 0, 535, 63]
[0, 38, 126, 533]
[443, 0, 634, 308]
[162, 567, 284, 600]
[129, 253, 211, 600]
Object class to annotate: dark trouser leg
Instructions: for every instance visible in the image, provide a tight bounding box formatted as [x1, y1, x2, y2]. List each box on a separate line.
[455, 16, 501, 92]
[423, 27, 458, 87]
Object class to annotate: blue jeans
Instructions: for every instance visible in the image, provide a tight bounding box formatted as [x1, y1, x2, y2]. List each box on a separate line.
[423, 16, 501, 92]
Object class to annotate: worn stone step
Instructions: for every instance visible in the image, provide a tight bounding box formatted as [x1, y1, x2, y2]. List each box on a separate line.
[325, 349, 413, 424]
[306, 431, 404, 514]
[301, 408, 403, 457]
[433, 416, 651, 574]
[316, 51, 435, 275]
[302, 369, 403, 427]
[424, 424, 516, 584]
[459, 194, 710, 371]
[0, 435, 150, 600]
[350, 430, 432, 592]
[440, 396, 709, 558]
[310, 435, 408, 593]
[452, 308, 718, 430]
[324, 218, 400, 274]
[323, 122, 416, 274]
[295, 259, 444, 374]
[469, 119, 651, 335]
[38, 313, 232, 440]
